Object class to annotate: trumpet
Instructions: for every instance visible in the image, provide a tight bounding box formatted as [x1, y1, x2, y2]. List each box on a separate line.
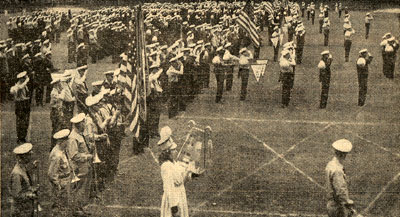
[71, 167, 81, 184]
[93, 144, 102, 164]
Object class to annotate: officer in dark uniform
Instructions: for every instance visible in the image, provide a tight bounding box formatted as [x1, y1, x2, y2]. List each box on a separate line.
[318, 50, 333, 109]
[295, 25, 306, 64]
[43, 51, 56, 104]
[10, 72, 31, 144]
[356, 49, 373, 106]
[147, 65, 163, 138]
[32, 53, 45, 106]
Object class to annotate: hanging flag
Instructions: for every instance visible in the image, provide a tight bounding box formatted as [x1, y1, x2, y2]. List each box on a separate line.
[236, 0, 261, 48]
[264, 1, 274, 15]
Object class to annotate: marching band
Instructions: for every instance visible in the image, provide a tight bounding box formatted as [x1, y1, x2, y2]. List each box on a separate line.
[1, 0, 399, 216]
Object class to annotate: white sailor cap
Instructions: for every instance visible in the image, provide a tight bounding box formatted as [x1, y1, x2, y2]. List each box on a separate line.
[77, 65, 88, 71]
[104, 70, 114, 75]
[43, 39, 49, 44]
[216, 46, 223, 52]
[77, 43, 85, 49]
[34, 53, 42, 58]
[22, 54, 30, 60]
[321, 50, 330, 55]
[13, 143, 33, 155]
[343, 23, 351, 29]
[85, 95, 101, 106]
[17, 71, 27, 79]
[359, 49, 368, 54]
[332, 139, 353, 153]
[45, 51, 52, 56]
[70, 113, 85, 123]
[53, 129, 71, 139]
[92, 80, 104, 86]
[224, 42, 232, 48]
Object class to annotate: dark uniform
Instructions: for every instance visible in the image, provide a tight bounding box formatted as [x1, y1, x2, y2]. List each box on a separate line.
[212, 50, 225, 103]
[357, 51, 373, 106]
[10, 73, 31, 144]
[295, 28, 306, 64]
[382, 39, 399, 79]
[318, 52, 333, 109]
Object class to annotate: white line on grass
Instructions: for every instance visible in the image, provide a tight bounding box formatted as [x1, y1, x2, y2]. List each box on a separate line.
[230, 120, 330, 191]
[193, 122, 332, 212]
[361, 172, 400, 216]
[178, 115, 399, 126]
[86, 204, 328, 217]
[339, 127, 400, 159]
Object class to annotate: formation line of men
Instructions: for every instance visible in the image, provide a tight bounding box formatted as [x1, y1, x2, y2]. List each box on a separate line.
[5, 1, 399, 217]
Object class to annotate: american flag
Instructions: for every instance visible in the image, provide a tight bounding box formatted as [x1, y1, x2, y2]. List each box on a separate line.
[236, 0, 261, 48]
[118, 52, 141, 138]
[264, 1, 274, 15]
[117, 5, 148, 139]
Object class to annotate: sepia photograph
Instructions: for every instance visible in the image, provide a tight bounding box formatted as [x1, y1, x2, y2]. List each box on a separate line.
[0, 0, 399, 216]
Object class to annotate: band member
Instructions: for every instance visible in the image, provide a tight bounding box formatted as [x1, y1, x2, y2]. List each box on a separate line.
[323, 17, 330, 46]
[381, 36, 399, 79]
[68, 113, 93, 216]
[148, 65, 163, 137]
[343, 24, 355, 62]
[167, 53, 184, 118]
[84, 95, 110, 191]
[223, 42, 239, 92]
[279, 50, 296, 108]
[212, 46, 225, 103]
[356, 49, 373, 106]
[10, 143, 39, 217]
[326, 139, 355, 217]
[295, 25, 306, 64]
[48, 129, 73, 217]
[364, 13, 374, 39]
[318, 51, 333, 109]
[10, 72, 31, 144]
[238, 47, 253, 101]
[271, 26, 281, 62]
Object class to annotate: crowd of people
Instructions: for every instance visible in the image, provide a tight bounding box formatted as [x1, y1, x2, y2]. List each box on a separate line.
[3, 0, 400, 217]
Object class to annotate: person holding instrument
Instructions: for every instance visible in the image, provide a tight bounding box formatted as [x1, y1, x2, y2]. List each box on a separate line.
[9, 143, 39, 217]
[48, 129, 74, 217]
[68, 113, 93, 216]
[158, 126, 198, 217]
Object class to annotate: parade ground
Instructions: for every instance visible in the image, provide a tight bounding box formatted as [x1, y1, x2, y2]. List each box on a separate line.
[1, 7, 400, 217]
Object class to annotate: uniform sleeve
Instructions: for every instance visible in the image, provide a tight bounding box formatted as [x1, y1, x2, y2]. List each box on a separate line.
[68, 138, 86, 163]
[331, 170, 351, 205]
[10, 173, 27, 200]
[48, 155, 60, 187]
[161, 163, 180, 207]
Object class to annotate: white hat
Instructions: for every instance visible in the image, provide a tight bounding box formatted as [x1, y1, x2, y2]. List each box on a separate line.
[77, 65, 88, 71]
[104, 70, 114, 75]
[45, 51, 52, 56]
[92, 80, 104, 86]
[332, 139, 352, 153]
[85, 95, 101, 106]
[239, 47, 248, 54]
[359, 49, 368, 54]
[224, 42, 232, 48]
[13, 143, 33, 155]
[77, 43, 84, 49]
[22, 54, 30, 60]
[216, 46, 223, 52]
[43, 39, 49, 44]
[388, 37, 395, 42]
[17, 71, 27, 79]
[321, 50, 330, 55]
[158, 126, 171, 145]
[71, 113, 85, 123]
[34, 53, 42, 58]
[53, 129, 71, 139]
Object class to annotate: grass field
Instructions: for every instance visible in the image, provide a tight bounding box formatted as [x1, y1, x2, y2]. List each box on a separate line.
[1, 6, 400, 217]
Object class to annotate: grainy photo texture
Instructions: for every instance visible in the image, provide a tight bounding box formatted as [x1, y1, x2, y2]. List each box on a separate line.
[1, 0, 400, 217]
